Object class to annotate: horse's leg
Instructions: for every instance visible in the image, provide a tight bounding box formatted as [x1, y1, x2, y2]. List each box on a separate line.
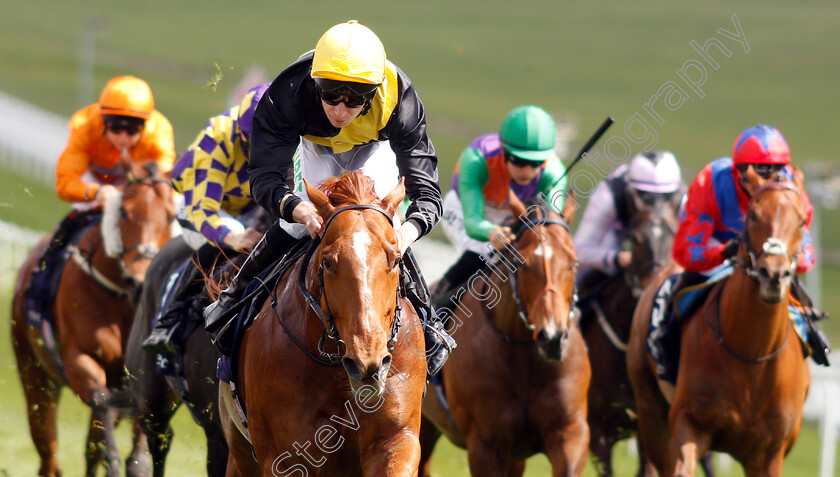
[544, 417, 590, 477]
[64, 349, 122, 477]
[125, 419, 151, 477]
[465, 433, 508, 477]
[197, 405, 229, 477]
[635, 436, 660, 477]
[628, 359, 673, 475]
[138, 393, 179, 477]
[360, 433, 422, 477]
[699, 451, 716, 477]
[743, 450, 785, 477]
[506, 460, 525, 477]
[588, 422, 617, 476]
[418, 416, 441, 477]
[84, 392, 122, 477]
[670, 412, 711, 477]
[13, 337, 63, 477]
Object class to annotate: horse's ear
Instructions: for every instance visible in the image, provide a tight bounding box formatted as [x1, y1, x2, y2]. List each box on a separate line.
[381, 177, 405, 217]
[508, 188, 527, 218]
[304, 178, 334, 219]
[790, 165, 805, 191]
[561, 188, 577, 223]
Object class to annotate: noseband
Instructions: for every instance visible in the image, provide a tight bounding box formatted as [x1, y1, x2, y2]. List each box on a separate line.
[297, 204, 403, 365]
[732, 182, 804, 281]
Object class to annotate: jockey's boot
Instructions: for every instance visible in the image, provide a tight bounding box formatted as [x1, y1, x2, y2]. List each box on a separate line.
[39, 210, 89, 270]
[430, 251, 485, 312]
[204, 225, 292, 334]
[424, 319, 457, 377]
[142, 259, 202, 354]
[791, 277, 831, 366]
[401, 248, 458, 377]
[27, 211, 91, 322]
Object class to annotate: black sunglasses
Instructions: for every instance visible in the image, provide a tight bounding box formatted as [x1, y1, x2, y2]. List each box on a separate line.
[504, 149, 542, 168]
[319, 90, 370, 109]
[751, 163, 785, 179]
[104, 116, 144, 136]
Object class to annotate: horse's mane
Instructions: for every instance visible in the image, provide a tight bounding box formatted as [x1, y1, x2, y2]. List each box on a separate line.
[318, 172, 379, 208]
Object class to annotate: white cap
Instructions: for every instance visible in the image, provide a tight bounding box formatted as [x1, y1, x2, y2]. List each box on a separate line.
[628, 151, 682, 193]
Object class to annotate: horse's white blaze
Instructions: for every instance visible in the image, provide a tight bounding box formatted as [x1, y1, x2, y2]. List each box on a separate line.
[532, 243, 553, 259]
[352, 230, 374, 306]
[101, 189, 124, 258]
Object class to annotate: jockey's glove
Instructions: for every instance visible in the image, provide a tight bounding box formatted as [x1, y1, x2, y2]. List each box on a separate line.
[721, 238, 741, 259]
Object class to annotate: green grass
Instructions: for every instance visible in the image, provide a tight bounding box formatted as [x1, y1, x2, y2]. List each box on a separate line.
[2, 0, 840, 474]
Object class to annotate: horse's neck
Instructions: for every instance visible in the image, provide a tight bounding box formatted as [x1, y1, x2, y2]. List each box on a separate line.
[719, 270, 790, 356]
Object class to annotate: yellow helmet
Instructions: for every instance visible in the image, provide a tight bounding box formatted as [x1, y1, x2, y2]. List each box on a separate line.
[99, 76, 154, 120]
[311, 20, 386, 86]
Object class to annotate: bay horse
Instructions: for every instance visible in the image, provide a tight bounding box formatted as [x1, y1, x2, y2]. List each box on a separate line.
[10, 156, 175, 477]
[221, 172, 427, 476]
[627, 173, 811, 476]
[579, 185, 703, 476]
[420, 191, 590, 476]
[124, 235, 228, 477]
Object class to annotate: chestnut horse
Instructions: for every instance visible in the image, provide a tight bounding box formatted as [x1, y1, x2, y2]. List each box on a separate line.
[580, 185, 698, 476]
[221, 172, 427, 476]
[11, 157, 174, 477]
[627, 176, 811, 476]
[420, 192, 590, 476]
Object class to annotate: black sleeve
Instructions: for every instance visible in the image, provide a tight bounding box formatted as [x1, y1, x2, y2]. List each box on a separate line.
[248, 78, 302, 222]
[383, 72, 442, 237]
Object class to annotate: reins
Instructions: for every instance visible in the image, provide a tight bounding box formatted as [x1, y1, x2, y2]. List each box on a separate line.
[704, 281, 790, 363]
[289, 204, 403, 366]
[705, 181, 802, 363]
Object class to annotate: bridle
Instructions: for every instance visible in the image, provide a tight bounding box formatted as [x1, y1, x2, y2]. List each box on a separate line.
[731, 182, 805, 282]
[296, 204, 403, 366]
[705, 181, 804, 363]
[623, 197, 678, 299]
[484, 214, 576, 344]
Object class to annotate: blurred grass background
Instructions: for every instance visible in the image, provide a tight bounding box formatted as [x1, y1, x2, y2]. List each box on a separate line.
[1, 0, 839, 475]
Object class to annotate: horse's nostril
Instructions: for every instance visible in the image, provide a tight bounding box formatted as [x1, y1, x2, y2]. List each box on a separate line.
[342, 357, 363, 381]
[781, 269, 792, 279]
[758, 267, 770, 279]
[381, 354, 392, 369]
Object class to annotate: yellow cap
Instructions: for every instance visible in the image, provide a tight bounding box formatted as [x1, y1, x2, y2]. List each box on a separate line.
[311, 21, 386, 85]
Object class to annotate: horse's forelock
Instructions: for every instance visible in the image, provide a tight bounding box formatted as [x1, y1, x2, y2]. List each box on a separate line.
[320, 172, 379, 208]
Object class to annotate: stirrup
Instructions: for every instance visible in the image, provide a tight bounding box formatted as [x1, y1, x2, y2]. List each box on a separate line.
[142, 323, 182, 354]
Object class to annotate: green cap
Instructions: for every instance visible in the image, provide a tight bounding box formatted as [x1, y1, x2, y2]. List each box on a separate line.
[500, 106, 556, 162]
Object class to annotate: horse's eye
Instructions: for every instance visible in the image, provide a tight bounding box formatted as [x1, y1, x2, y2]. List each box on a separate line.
[322, 258, 334, 273]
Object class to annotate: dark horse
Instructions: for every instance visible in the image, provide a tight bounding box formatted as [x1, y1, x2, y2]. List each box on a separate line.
[578, 184, 708, 476]
[124, 234, 230, 477]
[221, 172, 427, 476]
[628, 171, 811, 476]
[11, 156, 174, 477]
[420, 192, 590, 476]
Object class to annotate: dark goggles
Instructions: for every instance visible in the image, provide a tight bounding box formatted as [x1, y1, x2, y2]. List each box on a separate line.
[739, 162, 786, 179]
[313, 77, 377, 109]
[751, 163, 786, 179]
[503, 148, 542, 168]
[103, 115, 145, 135]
